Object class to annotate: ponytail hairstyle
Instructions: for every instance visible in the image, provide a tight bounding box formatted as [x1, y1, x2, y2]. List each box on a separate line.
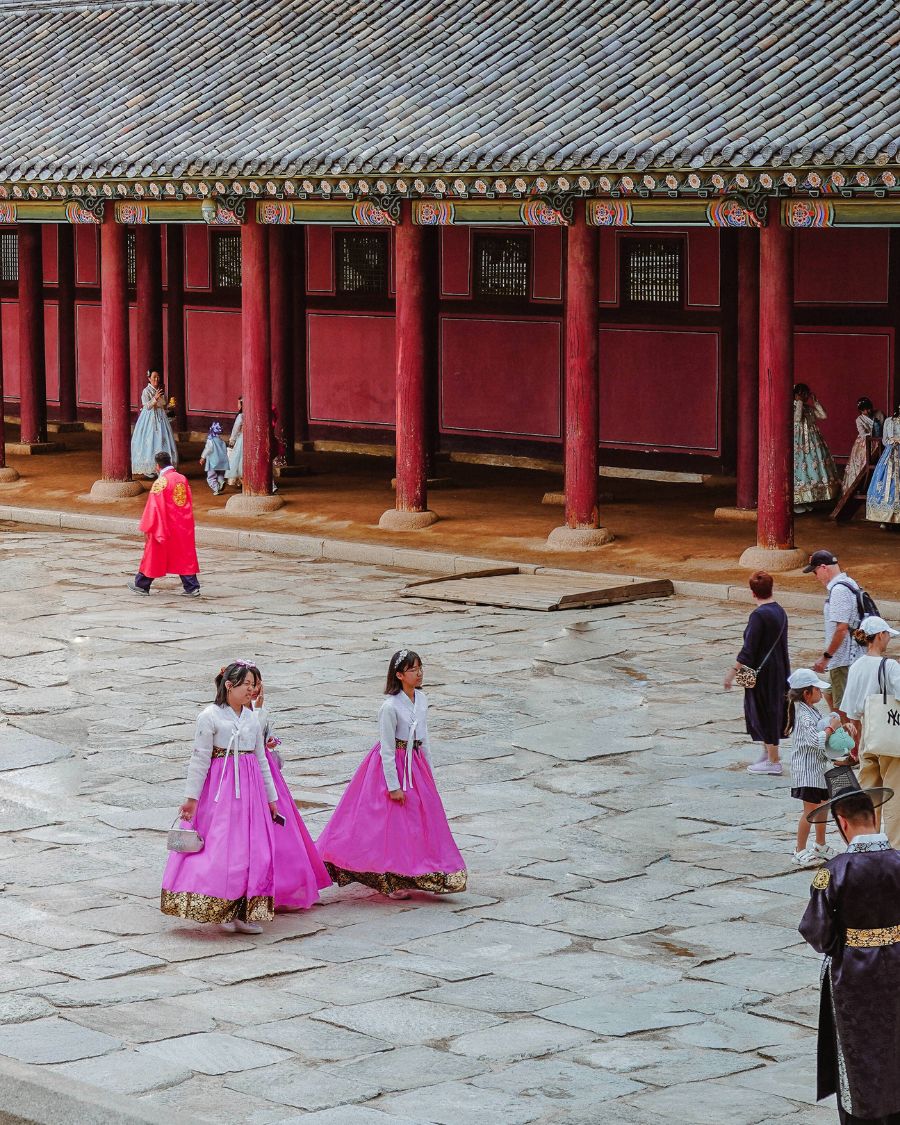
[214, 660, 260, 706]
[384, 649, 421, 695]
[854, 625, 884, 647]
[784, 686, 815, 737]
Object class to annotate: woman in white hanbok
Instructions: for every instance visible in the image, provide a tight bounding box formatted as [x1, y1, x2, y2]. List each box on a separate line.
[131, 371, 178, 478]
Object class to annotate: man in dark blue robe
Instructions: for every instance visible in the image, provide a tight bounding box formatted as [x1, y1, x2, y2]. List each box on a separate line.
[799, 765, 900, 1124]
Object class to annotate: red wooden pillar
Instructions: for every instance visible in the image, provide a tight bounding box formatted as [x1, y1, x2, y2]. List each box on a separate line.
[90, 210, 141, 499]
[17, 225, 48, 446]
[548, 205, 612, 548]
[57, 224, 78, 426]
[135, 224, 163, 392]
[739, 210, 804, 569]
[0, 291, 17, 481]
[225, 210, 282, 512]
[291, 226, 310, 449]
[269, 225, 294, 464]
[165, 226, 186, 433]
[736, 231, 759, 510]
[380, 201, 437, 529]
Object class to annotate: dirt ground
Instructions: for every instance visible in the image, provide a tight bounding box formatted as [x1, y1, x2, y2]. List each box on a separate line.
[2, 426, 899, 600]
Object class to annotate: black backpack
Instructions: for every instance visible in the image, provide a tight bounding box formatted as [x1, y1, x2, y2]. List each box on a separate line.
[833, 579, 880, 625]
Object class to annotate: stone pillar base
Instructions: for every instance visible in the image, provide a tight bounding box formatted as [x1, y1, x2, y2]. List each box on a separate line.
[541, 491, 565, 506]
[6, 441, 65, 456]
[379, 508, 439, 531]
[0, 466, 20, 483]
[89, 479, 144, 502]
[546, 525, 614, 550]
[48, 421, 85, 434]
[224, 493, 284, 515]
[714, 506, 758, 522]
[738, 545, 807, 572]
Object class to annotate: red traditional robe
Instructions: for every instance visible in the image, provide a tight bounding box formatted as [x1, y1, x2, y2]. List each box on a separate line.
[138, 469, 200, 578]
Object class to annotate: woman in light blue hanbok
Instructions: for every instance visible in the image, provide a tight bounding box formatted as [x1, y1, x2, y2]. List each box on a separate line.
[867, 408, 900, 526]
[131, 371, 178, 479]
[793, 384, 839, 513]
[226, 396, 243, 488]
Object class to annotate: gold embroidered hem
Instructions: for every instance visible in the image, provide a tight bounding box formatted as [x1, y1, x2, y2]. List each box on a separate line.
[845, 924, 900, 948]
[324, 862, 466, 896]
[160, 889, 274, 923]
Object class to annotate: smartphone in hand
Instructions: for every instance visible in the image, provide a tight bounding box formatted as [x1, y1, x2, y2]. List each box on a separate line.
[272, 811, 286, 827]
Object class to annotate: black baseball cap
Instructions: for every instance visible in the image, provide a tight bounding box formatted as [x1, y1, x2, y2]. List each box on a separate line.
[803, 550, 838, 574]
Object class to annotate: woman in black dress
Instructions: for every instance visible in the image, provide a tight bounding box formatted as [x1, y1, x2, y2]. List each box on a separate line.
[725, 571, 790, 776]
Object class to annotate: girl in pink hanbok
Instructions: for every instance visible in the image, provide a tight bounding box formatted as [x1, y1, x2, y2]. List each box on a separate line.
[161, 661, 279, 934]
[317, 649, 467, 899]
[251, 675, 332, 910]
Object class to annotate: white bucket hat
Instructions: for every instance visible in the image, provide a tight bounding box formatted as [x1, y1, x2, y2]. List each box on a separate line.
[788, 669, 831, 691]
[859, 615, 900, 637]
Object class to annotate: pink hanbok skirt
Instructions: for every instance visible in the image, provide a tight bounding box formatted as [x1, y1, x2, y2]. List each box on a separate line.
[161, 752, 276, 923]
[316, 741, 467, 895]
[266, 749, 332, 909]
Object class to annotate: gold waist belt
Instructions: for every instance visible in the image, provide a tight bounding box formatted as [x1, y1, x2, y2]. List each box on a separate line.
[395, 739, 423, 750]
[211, 746, 256, 758]
[846, 924, 900, 948]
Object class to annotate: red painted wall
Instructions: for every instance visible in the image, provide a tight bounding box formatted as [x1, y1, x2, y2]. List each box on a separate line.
[440, 316, 562, 439]
[599, 326, 721, 453]
[74, 225, 99, 286]
[440, 228, 471, 297]
[306, 227, 334, 294]
[1, 298, 18, 398]
[184, 307, 242, 415]
[75, 301, 101, 404]
[795, 229, 890, 305]
[307, 311, 395, 426]
[42, 226, 58, 287]
[532, 228, 563, 302]
[184, 226, 211, 290]
[794, 328, 894, 459]
[599, 229, 720, 308]
[44, 302, 59, 403]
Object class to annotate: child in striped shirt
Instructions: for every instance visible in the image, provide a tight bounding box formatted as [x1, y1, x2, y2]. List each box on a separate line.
[785, 669, 841, 867]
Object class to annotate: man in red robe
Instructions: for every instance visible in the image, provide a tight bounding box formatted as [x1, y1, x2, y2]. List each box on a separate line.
[128, 451, 201, 597]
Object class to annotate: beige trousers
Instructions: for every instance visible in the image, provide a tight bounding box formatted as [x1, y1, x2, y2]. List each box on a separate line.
[858, 753, 900, 847]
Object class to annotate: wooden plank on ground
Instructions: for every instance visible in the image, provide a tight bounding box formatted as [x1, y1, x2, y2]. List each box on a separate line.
[401, 572, 674, 611]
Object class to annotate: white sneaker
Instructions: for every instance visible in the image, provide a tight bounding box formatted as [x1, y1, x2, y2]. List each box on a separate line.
[220, 922, 237, 934]
[813, 843, 836, 860]
[792, 848, 819, 867]
[234, 919, 263, 934]
[747, 760, 783, 775]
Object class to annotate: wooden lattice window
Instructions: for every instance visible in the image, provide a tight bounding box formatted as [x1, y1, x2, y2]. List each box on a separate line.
[474, 234, 530, 298]
[0, 231, 18, 281]
[622, 238, 683, 306]
[213, 231, 242, 289]
[336, 231, 389, 296]
[126, 228, 136, 286]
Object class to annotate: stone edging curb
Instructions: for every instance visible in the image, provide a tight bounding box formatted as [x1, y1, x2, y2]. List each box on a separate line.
[0, 1056, 201, 1125]
[2, 503, 898, 619]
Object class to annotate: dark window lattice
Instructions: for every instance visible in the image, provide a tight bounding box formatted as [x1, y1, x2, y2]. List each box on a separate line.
[474, 235, 530, 298]
[623, 238, 682, 305]
[336, 232, 389, 295]
[214, 232, 242, 289]
[0, 232, 18, 282]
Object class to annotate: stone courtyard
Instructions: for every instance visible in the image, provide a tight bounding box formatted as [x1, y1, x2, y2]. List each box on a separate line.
[0, 525, 839, 1124]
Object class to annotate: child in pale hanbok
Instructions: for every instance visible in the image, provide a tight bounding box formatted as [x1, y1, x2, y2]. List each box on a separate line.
[199, 422, 229, 495]
[132, 370, 178, 479]
[867, 406, 900, 526]
[226, 396, 243, 488]
[252, 675, 332, 909]
[793, 383, 840, 512]
[317, 649, 466, 899]
[161, 661, 278, 934]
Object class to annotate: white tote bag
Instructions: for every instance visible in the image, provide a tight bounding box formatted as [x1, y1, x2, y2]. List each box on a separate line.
[863, 658, 900, 758]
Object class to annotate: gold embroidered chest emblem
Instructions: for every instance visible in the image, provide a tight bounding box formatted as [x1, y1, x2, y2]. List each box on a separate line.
[150, 476, 167, 494]
[812, 868, 831, 890]
[173, 482, 188, 507]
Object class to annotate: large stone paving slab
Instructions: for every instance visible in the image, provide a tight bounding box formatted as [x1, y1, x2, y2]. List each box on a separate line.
[0, 532, 841, 1120]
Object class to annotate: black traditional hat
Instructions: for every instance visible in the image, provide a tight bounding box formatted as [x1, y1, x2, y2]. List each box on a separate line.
[806, 764, 894, 823]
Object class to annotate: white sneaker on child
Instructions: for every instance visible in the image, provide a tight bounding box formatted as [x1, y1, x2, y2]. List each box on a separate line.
[792, 848, 820, 867]
[220, 922, 237, 934]
[813, 843, 836, 860]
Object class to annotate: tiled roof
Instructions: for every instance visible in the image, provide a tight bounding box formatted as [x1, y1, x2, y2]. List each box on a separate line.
[1, 0, 897, 182]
